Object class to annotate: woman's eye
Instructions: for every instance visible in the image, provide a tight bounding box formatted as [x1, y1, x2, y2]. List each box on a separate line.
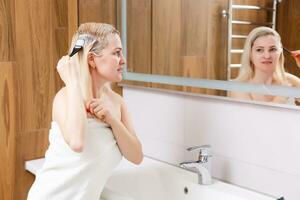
[256, 49, 263, 52]
[113, 51, 121, 56]
[270, 48, 277, 52]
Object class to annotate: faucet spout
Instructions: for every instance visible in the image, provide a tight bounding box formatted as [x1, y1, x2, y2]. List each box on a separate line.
[179, 144, 213, 185]
[180, 162, 212, 185]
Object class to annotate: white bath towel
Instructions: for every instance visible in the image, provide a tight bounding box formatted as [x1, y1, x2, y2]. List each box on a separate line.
[27, 118, 122, 200]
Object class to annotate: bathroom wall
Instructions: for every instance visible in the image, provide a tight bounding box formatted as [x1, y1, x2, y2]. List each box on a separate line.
[0, 1, 120, 199]
[123, 86, 300, 200]
[0, 0, 69, 199]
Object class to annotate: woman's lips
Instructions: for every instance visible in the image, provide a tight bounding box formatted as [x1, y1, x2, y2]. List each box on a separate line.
[261, 61, 272, 64]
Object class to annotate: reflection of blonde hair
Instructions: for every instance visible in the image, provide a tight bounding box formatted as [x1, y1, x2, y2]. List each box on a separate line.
[235, 26, 286, 84]
[68, 23, 119, 101]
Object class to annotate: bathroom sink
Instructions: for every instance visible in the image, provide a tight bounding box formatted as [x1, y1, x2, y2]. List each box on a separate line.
[102, 157, 278, 200]
[26, 156, 280, 200]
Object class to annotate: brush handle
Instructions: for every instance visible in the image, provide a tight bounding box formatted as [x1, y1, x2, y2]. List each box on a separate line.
[283, 47, 291, 54]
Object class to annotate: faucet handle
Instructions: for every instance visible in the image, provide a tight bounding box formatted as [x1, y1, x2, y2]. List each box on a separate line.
[186, 145, 211, 153]
[186, 145, 212, 163]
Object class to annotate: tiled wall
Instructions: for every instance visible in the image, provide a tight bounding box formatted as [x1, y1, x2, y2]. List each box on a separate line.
[123, 86, 300, 200]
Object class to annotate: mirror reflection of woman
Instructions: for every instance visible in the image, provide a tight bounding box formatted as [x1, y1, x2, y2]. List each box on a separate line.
[229, 26, 300, 104]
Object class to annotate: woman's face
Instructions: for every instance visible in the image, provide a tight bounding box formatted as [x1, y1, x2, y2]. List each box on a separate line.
[250, 35, 282, 74]
[92, 34, 126, 82]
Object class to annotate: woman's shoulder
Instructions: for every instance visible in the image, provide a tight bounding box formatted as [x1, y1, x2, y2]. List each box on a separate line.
[105, 87, 124, 104]
[285, 72, 300, 87]
[52, 87, 67, 121]
[53, 87, 67, 104]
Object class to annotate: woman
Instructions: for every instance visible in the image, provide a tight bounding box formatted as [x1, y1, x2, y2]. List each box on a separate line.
[27, 23, 143, 200]
[229, 26, 300, 104]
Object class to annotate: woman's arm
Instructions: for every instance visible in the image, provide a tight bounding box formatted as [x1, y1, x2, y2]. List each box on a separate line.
[109, 98, 143, 164]
[87, 95, 143, 164]
[285, 73, 300, 103]
[53, 56, 87, 152]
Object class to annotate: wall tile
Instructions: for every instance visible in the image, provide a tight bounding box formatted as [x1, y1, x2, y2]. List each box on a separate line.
[123, 86, 300, 200]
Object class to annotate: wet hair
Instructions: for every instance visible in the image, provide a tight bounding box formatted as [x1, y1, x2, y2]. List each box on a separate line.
[68, 23, 119, 101]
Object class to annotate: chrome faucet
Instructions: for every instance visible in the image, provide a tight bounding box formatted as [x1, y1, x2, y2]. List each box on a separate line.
[179, 145, 212, 185]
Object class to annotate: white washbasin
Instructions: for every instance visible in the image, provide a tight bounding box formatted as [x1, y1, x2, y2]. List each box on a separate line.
[26, 156, 279, 200]
[104, 157, 278, 200]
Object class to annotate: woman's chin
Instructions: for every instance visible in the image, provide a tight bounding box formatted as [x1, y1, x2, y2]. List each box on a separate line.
[257, 66, 276, 74]
[264, 68, 276, 74]
[115, 75, 123, 82]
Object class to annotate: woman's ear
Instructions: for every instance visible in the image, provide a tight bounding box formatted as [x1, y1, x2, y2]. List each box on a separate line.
[87, 53, 96, 69]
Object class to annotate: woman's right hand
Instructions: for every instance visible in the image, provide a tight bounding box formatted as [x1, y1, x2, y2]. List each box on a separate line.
[291, 50, 300, 68]
[56, 55, 80, 85]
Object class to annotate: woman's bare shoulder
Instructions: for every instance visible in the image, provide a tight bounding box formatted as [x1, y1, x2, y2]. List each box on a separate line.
[285, 72, 300, 87]
[53, 87, 67, 105]
[105, 87, 123, 103]
[52, 87, 67, 122]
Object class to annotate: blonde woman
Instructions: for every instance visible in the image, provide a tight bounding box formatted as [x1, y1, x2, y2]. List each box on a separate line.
[27, 23, 143, 200]
[229, 26, 300, 104]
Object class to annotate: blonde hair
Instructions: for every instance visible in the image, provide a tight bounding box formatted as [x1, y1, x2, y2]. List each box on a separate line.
[68, 22, 119, 101]
[235, 26, 286, 84]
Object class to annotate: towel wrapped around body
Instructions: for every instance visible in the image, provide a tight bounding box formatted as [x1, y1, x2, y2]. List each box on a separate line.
[27, 118, 122, 200]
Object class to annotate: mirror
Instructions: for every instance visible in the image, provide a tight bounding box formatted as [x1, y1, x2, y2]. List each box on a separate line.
[120, 0, 300, 105]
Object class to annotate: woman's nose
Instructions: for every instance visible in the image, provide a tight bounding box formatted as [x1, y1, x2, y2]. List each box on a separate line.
[120, 55, 126, 65]
[263, 51, 271, 58]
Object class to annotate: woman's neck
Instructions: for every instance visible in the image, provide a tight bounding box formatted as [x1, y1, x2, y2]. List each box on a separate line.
[92, 84, 105, 98]
[249, 69, 276, 101]
[250, 70, 273, 84]
[91, 76, 108, 98]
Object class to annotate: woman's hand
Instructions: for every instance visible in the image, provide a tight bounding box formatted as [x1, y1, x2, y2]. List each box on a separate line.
[291, 50, 300, 68]
[56, 55, 79, 85]
[86, 97, 119, 125]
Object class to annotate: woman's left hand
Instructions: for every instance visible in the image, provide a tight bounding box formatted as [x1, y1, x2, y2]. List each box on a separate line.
[291, 50, 300, 67]
[86, 97, 119, 125]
